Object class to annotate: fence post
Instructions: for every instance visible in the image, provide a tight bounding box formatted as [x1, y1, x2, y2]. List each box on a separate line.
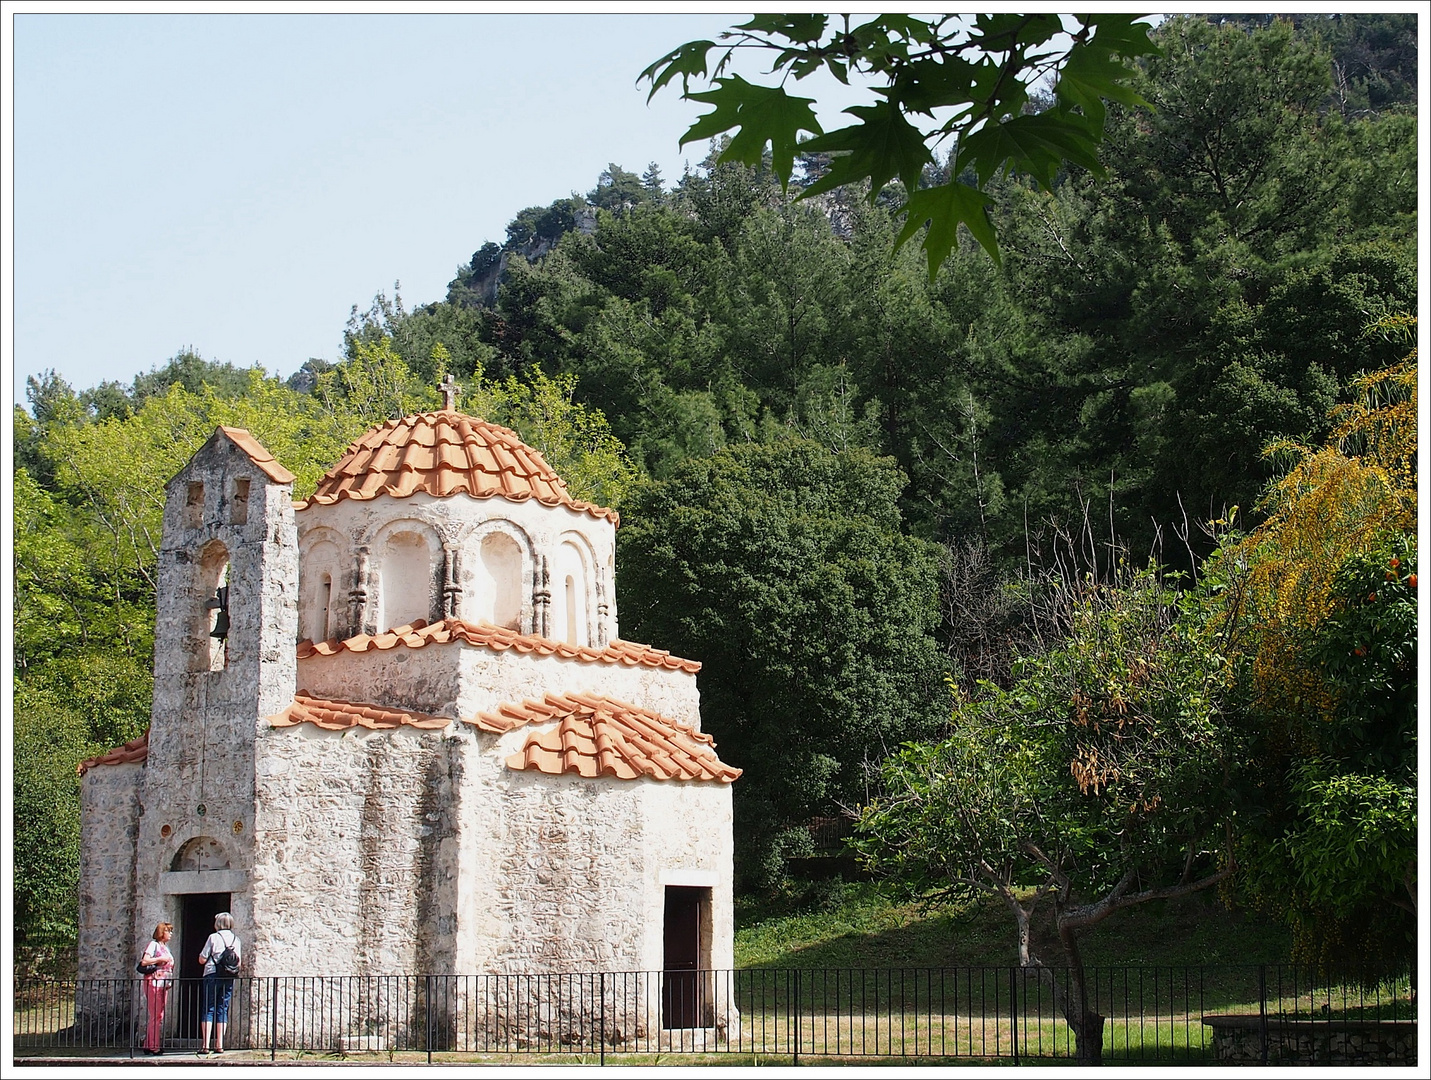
[270, 976, 277, 1061]
[130, 978, 137, 1059]
[1009, 967, 1019, 1064]
[426, 975, 433, 1065]
[792, 968, 799, 1066]
[599, 972, 606, 1067]
[1258, 965, 1268, 1065]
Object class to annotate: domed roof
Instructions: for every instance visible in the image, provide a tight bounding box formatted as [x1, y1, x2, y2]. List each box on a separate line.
[294, 410, 618, 524]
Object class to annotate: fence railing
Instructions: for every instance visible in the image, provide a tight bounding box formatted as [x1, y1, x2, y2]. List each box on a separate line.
[12, 965, 1415, 1063]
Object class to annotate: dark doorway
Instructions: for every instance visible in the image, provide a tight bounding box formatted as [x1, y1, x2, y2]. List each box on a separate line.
[175, 892, 230, 1042]
[662, 886, 710, 1029]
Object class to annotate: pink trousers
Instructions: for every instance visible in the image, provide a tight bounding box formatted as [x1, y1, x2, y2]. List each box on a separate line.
[144, 980, 168, 1051]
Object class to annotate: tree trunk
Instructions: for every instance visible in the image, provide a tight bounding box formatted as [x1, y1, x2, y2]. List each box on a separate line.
[1074, 1010, 1106, 1066]
[1058, 916, 1105, 1065]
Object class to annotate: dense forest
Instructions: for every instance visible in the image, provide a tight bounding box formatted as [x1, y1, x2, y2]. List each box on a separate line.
[13, 15, 1418, 975]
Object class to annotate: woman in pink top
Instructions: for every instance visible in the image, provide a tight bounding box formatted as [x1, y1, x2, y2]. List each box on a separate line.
[140, 922, 175, 1055]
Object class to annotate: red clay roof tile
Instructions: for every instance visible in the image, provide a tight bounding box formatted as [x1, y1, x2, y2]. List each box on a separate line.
[268, 692, 451, 732]
[78, 730, 150, 775]
[293, 410, 618, 524]
[296, 617, 701, 673]
[472, 692, 740, 784]
[218, 427, 297, 485]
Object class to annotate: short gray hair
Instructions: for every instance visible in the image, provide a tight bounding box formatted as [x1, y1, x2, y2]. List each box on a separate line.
[214, 912, 234, 930]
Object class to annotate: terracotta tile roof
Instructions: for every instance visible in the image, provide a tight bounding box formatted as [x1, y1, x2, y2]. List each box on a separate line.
[268, 692, 451, 732]
[473, 692, 740, 784]
[78, 730, 149, 776]
[293, 410, 618, 524]
[296, 617, 701, 674]
[218, 426, 297, 485]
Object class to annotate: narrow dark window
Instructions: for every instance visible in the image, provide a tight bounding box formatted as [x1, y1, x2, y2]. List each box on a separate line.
[565, 575, 578, 644]
[229, 478, 250, 524]
[319, 575, 332, 641]
[185, 482, 205, 529]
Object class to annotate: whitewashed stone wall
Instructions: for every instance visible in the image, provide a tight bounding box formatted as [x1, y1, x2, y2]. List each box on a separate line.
[457, 760, 734, 975]
[251, 661, 729, 980]
[251, 724, 463, 977]
[295, 493, 618, 646]
[295, 641, 700, 729]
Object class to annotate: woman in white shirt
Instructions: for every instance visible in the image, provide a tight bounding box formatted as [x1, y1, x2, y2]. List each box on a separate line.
[197, 912, 241, 1055]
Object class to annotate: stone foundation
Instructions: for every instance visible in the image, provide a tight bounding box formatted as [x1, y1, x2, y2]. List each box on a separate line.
[1203, 1015, 1416, 1065]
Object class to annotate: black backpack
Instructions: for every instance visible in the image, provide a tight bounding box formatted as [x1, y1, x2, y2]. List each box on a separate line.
[214, 932, 240, 977]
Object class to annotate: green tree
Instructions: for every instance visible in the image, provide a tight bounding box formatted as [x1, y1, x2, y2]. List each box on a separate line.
[856, 567, 1237, 1064]
[13, 659, 151, 956]
[588, 163, 648, 211]
[13, 688, 101, 955]
[616, 439, 946, 887]
[1211, 346, 1417, 976]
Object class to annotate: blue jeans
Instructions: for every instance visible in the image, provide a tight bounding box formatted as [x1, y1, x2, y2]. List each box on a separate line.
[202, 973, 234, 1024]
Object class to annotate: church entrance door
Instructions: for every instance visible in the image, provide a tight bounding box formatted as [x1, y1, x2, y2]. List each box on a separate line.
[661, 886, 709, 1028]
[174, 892, 230, 1043]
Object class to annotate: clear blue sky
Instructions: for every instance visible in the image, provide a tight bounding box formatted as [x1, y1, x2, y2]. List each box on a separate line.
[8, 10, 875, 405]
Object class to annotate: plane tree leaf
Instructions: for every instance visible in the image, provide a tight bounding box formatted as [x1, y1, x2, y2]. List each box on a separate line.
[800, 98, 932, 199]
[894, 182, 1000, 277]
[680, 75, 822, 185]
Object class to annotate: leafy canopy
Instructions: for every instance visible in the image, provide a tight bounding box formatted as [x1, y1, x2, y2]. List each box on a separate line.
[616, 438, 946, 888]
[642, 13, 1158, 273]
[1207, 327, 1418, 975]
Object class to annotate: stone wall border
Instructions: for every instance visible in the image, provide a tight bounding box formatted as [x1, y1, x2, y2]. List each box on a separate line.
[1202, 1014, 1417, 1066]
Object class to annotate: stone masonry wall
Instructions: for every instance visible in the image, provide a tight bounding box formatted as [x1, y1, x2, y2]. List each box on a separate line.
[457, 728, 735, 976]
[250, 723, 462, 978]
[77, 763, 142, 986]
[1207, 1017, 1417, 1065]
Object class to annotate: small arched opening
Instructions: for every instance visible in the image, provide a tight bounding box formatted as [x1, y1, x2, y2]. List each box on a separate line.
[378, 528, 438, 632]
[300, 539, 341, 642]
[551, 539, 589, 647]
[477, 530, 523, 630]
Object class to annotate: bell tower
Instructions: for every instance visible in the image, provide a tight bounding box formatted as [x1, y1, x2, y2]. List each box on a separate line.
[131, 427, 299, 951]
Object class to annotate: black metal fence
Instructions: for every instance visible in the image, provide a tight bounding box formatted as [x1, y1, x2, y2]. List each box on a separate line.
[12, 965, 1415, 1063]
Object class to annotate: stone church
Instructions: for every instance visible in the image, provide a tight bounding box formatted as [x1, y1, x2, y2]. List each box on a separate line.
[78, 392, 739, 1033]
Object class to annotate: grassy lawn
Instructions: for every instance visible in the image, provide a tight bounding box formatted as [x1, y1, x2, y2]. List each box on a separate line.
[734, 877, 1294, 972]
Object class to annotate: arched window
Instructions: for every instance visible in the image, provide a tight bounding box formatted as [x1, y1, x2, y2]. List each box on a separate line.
[551, 540, 589, 646]
[300, 539, 341, 642]
[378, 529, 436, 632]
[477, 531, 523, 630]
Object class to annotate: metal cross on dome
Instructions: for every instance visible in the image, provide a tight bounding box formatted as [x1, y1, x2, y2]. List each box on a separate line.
[439, 374, 461, 412]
